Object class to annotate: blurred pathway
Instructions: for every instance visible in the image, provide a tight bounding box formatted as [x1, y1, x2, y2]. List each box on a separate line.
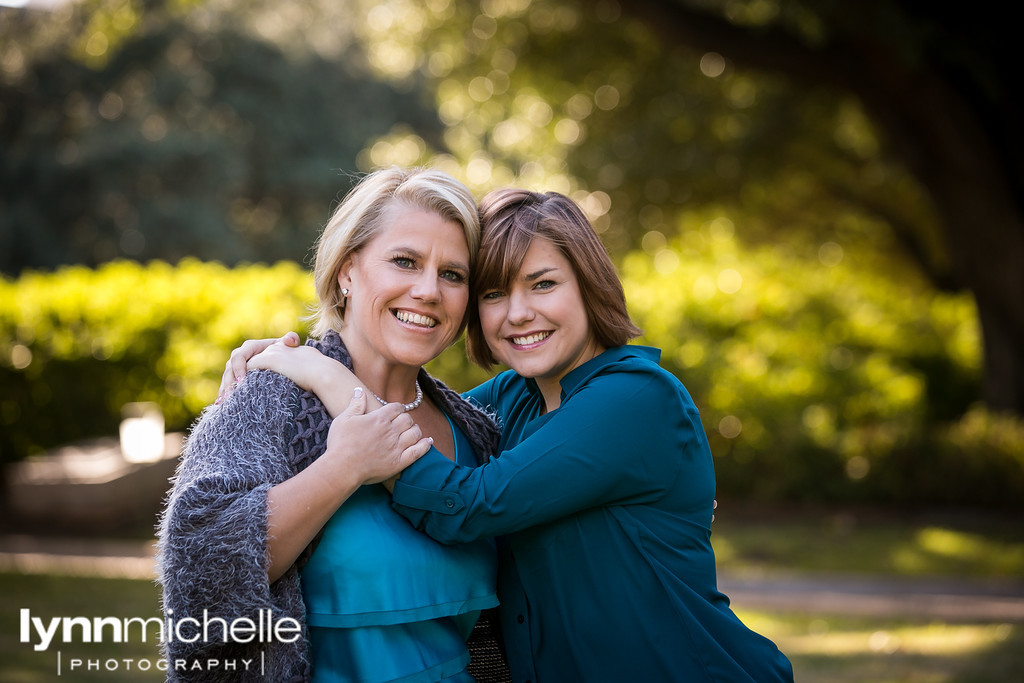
[0, 534, 157, 580]
[3, 534, 1024, 622]
[718, 569, 1024, 622]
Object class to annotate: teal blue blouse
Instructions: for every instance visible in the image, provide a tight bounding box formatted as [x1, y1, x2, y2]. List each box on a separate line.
[301, 415, 498, 682]
[392, 346, 793, 682]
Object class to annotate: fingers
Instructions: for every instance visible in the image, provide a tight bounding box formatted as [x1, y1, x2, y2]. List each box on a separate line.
[217, 363, 235, 403]
[346, 387, 367, 415]
[231, 340, 261, 379]
[396, 421, 424, 451]
[401, 436, 434, 468]
[372, 402, 409, 424]
[217, 336, 285, 402]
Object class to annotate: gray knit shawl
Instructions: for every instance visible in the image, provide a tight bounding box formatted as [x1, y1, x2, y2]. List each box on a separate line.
[156, 331, 500, 682]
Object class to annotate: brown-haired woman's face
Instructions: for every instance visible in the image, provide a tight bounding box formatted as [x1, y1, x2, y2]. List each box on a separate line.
[338, 205, 470, 369]
[477, 237, 603, 389]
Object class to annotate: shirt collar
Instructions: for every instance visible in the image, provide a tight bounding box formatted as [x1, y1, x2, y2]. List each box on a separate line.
[520, 345, 661, 404]
[559, 345, 661, 398]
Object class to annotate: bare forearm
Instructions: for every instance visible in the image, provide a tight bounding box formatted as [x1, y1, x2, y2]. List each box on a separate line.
[265, 453, 361, 583]
[263, 391, 429, 583]
[308, 362, 370, 418]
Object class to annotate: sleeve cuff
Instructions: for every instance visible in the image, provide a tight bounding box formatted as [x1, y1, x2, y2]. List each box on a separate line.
[392, 448, 465, 518]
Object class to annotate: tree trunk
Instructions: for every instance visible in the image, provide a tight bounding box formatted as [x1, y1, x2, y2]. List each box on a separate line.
[931, 181, 1024, 413]
[851, 31, 1024, 414]
[627, 0, 1024, 414]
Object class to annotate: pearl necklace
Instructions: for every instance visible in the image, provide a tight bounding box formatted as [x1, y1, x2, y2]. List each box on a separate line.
[366, 381, 423, 412]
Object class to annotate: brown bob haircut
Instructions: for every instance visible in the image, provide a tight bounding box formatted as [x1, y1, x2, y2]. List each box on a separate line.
[466, 189, 642, 369]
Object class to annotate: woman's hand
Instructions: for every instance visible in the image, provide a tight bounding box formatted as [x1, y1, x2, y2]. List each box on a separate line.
[218, 331, 300, 401]
[324, 388, 433, 486]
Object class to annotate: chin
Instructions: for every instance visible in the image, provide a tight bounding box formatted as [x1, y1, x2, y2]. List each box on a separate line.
[506, 362, 545, 379]
[396, 344, 449, 367]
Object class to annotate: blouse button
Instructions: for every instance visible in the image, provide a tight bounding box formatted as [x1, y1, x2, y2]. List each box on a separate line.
[517, 614, 525, 624]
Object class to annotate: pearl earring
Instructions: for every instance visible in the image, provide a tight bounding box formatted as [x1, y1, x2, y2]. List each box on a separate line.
[341, 288, 349, 296]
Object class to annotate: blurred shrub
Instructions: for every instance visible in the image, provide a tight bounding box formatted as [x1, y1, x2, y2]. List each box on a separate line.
[620, 216, 1022, 508]
[0, 259, 313, 465]
[3, 254, 1021, 508]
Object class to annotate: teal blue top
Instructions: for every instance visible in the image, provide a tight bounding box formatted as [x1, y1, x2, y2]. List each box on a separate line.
[392, 346, 794, 682]
[301, 414, 499, 682]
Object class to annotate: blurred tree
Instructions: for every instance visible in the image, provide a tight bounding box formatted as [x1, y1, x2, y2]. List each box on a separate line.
[4, 0, 1018, 416]
[621, 0, 1023, 413]
[349, 0, 1021, 415]
[0, 0, 443, 272]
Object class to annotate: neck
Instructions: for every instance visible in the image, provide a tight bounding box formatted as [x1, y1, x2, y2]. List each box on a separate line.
[535, 341, 606, 414]
[536, 380, 561, 415]
[340, 330, 422, 404]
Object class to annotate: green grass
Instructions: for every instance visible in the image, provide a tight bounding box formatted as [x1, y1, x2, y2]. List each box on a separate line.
[4, 573, 1020, 683]
[1, 573, 164, 682]
[710, 504, 1024, 579]
[3, 505, 1022, 681]
[713, 506, 1024, 681]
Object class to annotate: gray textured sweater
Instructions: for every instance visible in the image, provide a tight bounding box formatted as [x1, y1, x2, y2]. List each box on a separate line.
[156, 331, 501, 682]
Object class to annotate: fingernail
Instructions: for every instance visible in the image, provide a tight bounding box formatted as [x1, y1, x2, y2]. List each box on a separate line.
[354, 387, 363, 398]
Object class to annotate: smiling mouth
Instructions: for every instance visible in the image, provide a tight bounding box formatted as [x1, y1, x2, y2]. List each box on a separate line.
[393, 310, 438, 328]
[510, 331, 551, 346]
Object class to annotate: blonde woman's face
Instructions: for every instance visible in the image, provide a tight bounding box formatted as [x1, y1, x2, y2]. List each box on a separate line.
[338, 205, 471, 370]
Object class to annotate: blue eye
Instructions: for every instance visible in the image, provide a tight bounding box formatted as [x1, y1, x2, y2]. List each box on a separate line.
[481, 290, 505, 301]
[534, 280, 556, 290]
[393, 256, 415, 269]
[442, 270, 467, 283]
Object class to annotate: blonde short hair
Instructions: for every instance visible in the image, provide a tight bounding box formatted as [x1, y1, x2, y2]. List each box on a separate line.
[309, 167, 480, 338]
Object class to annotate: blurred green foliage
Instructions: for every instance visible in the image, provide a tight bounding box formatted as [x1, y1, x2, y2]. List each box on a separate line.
[617, 212, 1022, 506]
[3, 258, 1021, 507]
[1, 0, 1020, 505]
[0, 0, 442, 274]
[347, 0, 948, 280]
[0, 259, 314, 464]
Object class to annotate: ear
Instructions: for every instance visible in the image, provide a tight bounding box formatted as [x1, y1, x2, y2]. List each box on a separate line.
[337, 254, 355, 291]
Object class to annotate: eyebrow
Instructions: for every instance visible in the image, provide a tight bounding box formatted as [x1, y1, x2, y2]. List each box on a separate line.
[522, 267, 558, 281]
[393, 246, 469, 274]
[447, 262, 471, 275]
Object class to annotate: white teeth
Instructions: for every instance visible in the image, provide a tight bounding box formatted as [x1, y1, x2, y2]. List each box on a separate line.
[512, 332, 550, 346]
[394, 310, 437, 328]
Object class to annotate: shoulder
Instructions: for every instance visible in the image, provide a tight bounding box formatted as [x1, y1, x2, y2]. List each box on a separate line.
[184, 369, 299, 459]
[222, 368, 298, 418]
[580, 347, 689, 404]
[465, 369, 526, 408]
[585, 348, 688, 395]
[420, 369, 481, 415]
[306, 329, 353, 368]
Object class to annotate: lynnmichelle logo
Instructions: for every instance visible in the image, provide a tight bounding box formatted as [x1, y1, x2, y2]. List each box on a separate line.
[19, 608, 301, 676]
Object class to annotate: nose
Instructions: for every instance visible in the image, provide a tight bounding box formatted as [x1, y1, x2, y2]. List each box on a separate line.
[410, 270, 440, 302]
[506, 290, 534, 326]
